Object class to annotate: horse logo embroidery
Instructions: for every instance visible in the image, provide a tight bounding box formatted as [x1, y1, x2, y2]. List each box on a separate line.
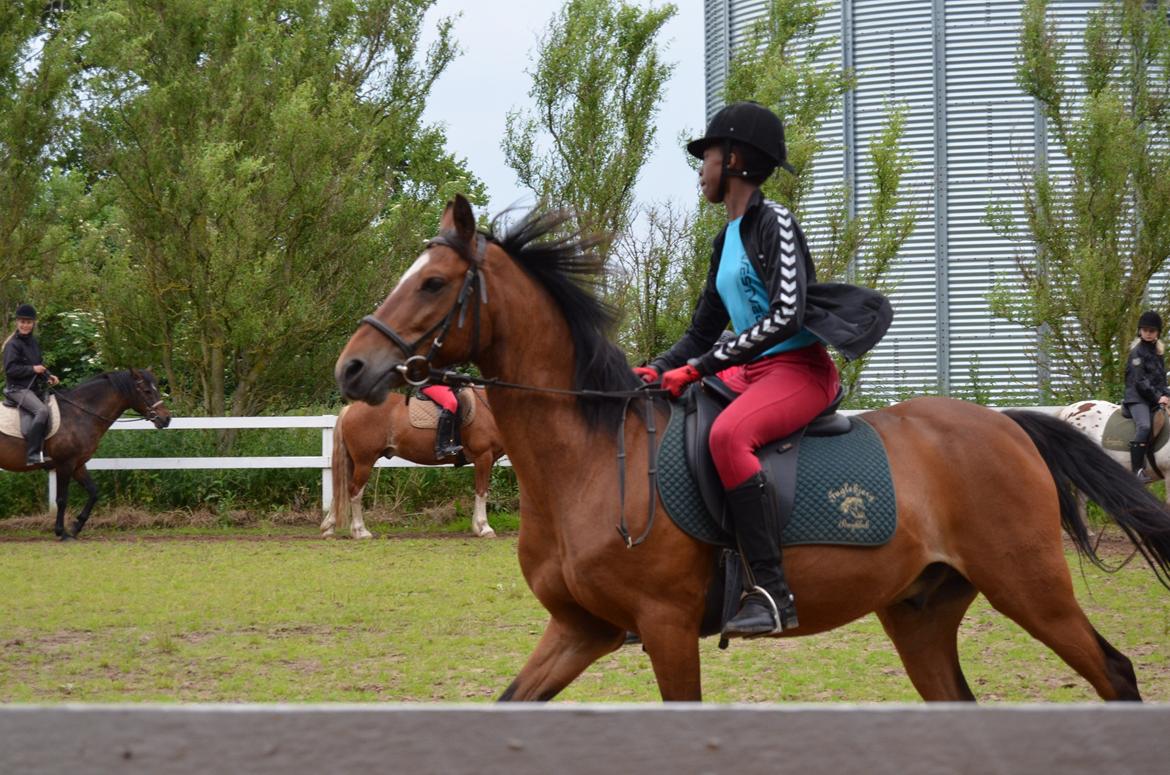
[828, 483, 875, 530]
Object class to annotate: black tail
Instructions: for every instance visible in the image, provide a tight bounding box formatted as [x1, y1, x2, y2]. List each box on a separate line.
[1006, 410, 1170, 588]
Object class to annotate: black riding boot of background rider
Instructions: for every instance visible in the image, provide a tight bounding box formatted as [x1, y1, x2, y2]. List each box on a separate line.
[1131, 440, 1152, 483]
[721, 470, 798, 638]
[24, 413, 52, 467]
[434, 408, 463, 459]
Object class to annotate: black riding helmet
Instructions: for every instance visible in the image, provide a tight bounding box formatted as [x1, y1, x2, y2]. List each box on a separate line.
[14, 304, 36, 320]
[1139, 310, 1163, 334]
[687, 101, 796, 176]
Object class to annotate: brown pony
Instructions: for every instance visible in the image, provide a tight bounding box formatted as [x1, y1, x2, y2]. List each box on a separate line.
[0, 369, 172, 540]
[320, 388, 506, 539]
[335, 195, 1170, 702]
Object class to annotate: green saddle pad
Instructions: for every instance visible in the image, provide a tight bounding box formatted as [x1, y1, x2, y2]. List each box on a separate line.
[657, 404, 897, 548]
[1102, 407, 1170, 452]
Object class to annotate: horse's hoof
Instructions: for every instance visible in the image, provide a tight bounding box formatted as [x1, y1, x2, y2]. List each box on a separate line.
[479, 529, 496, 538]
[354, 530, 374, 540]
[56, 533, 76, 542]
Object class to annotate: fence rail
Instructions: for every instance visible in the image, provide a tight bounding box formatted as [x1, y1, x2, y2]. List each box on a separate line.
[48, 406, 1066, 512]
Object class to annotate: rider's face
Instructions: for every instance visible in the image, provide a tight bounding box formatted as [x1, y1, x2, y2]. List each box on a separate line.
[15, 318, 34, 335]
[699, 146, 724, 203]
[1141, 326, 1159, 342]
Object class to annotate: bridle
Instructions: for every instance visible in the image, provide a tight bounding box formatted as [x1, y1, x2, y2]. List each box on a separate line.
[359, 231, 489, 387]
[356, 227, 666, 548]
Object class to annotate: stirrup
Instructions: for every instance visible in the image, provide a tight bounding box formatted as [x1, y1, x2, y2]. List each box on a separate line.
[751, 585, 799, 633]
[725, 585, 798, 637]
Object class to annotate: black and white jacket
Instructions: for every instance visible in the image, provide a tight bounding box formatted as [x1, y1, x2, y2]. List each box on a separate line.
[650, 189, 892, 376]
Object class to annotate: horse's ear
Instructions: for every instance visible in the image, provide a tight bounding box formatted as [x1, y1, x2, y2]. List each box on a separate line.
[440, 194, 476, 243]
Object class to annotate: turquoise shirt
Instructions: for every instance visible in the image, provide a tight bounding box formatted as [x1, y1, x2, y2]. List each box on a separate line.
[715, 217, 816, 359]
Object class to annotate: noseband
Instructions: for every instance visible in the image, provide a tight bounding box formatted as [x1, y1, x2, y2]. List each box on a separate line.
[133, 375, 165, 423]
[359, 231, 489, 386]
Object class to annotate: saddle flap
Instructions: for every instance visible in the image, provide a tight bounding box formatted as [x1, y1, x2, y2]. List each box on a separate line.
[0, 396, 62, 440]
[682, 385, 803, 530]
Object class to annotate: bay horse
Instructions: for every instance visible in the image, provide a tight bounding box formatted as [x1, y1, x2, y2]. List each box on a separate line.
[0, 369, 171, 540]
[335, 194, 1170, 702]
[320, 388, 506, 539]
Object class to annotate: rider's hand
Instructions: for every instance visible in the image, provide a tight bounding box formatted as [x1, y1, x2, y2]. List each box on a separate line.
[32, 365, 46, 374]
[660, 364, 701, 398]
[47, 374, 60, 386]
[1159, 395, 1169, 408]
[632, 366, 659, 384]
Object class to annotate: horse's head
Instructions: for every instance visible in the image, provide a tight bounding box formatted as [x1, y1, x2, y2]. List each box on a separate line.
[129, 368, 172, 428]
[336, 194, 490, 405]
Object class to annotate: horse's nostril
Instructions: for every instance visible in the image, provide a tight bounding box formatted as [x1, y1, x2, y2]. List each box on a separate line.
[343, 359, 365, 381]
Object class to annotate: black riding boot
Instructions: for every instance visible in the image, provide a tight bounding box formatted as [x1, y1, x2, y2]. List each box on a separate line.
[434, 408, 463, 459]
[1131, 441, 1152, 483]
[24, 417, 52, 468]
[721, 470, 798, 639]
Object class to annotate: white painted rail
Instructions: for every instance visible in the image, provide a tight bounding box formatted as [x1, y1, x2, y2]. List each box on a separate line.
[47, 415, 509, 513]
[48, 406, 1064, 512]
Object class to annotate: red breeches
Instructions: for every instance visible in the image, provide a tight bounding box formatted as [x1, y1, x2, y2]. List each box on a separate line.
[710, 344, 840, 489]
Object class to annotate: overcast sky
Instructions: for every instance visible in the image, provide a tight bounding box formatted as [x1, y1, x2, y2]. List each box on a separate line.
[420, 0, 705, 215]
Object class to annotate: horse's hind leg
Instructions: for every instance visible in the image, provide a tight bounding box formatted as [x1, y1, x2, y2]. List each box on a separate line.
[471, 454, 495, 538]
[346, 460, 375, 540]
[876, 564, 978, 701]
[69, 466, 99, 538]
[969, 553, 1140, 701]
[499, 611, 625, 702]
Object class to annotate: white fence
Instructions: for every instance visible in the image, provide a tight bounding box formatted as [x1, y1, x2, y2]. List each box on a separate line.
[48, 415, 505, 513]
[52, 406, 1065, 512]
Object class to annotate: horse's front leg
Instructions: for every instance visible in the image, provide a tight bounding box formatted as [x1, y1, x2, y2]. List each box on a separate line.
[498, 611, 624, 702]
[70, 465, 99, 538]
[53, 465, 73, 542]
[471, 454, 495, 538]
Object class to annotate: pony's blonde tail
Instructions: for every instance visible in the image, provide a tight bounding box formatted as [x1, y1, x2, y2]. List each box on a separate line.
[330, 406, 355, 533]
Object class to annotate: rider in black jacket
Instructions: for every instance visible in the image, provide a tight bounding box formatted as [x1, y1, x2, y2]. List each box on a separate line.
[1124, 310, 1170, 481]
[3, 304, 59, 467]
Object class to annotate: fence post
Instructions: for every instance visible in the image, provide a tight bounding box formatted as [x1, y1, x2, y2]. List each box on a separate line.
[321, 422, 333, 514]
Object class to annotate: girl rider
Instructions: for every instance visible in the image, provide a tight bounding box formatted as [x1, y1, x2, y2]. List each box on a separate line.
[3, 304, 60, 467]
[1124, 310, 1170, 482]
[635, 102, 891, 638]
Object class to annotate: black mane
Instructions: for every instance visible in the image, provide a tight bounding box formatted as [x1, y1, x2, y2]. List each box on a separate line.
[67, 370, 147, 400]
[483, 208, 639, 431]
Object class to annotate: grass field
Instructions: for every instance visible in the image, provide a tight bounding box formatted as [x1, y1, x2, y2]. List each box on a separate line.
[1, 531, 1168, 703]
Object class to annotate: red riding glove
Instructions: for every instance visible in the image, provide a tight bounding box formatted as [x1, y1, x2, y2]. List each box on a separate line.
[660, 364, 701, 398]
[632, 366, 660, 384]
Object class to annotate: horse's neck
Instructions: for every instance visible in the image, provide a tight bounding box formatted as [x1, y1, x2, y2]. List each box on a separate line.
[477, 275, 604, 471]
[64, 380, 129, 426]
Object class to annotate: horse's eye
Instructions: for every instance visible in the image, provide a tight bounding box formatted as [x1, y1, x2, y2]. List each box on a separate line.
[421, 277, 447, 294]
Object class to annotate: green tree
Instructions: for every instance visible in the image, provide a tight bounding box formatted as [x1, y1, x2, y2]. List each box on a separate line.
[989, 0, 1170, 400]
[721, 0, 916, 399]
[611, 201, 704, 363]
[0, 1, 80, 320]
[502, 0, 676, 261]
[73, 0, 482, 416]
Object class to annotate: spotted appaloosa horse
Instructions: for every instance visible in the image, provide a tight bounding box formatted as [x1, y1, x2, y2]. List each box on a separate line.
[335, 194, 1170, 702]
[1060, 400, 1170, 502]
[320, 388, 506, 539]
